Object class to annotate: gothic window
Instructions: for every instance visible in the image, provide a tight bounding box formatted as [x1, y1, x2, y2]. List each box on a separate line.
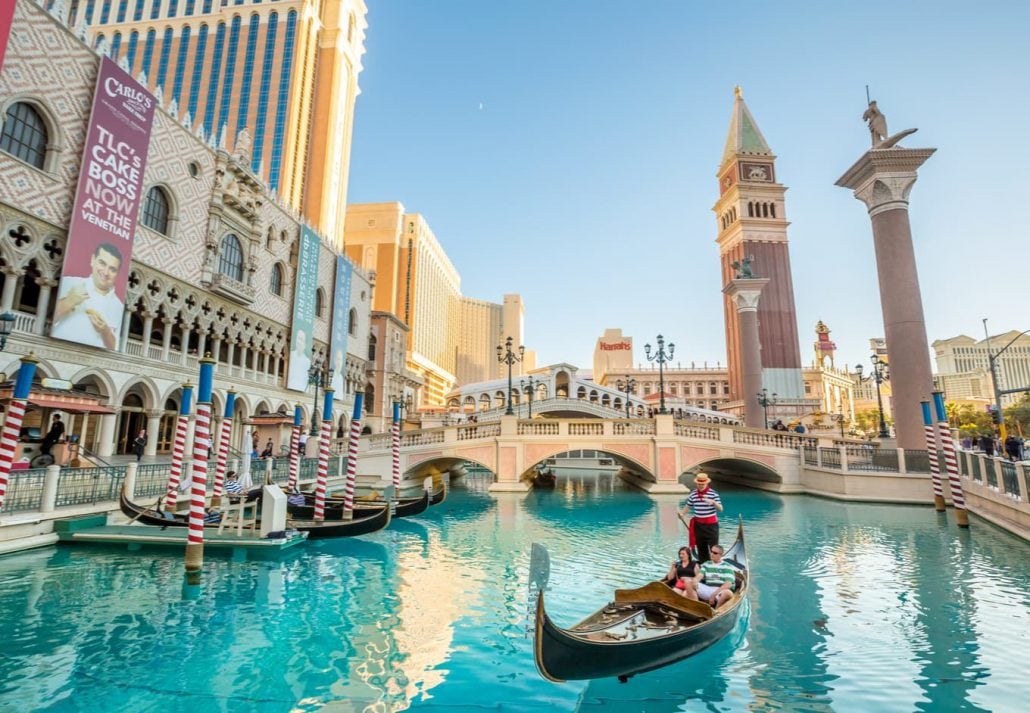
[315, 287, 325, 317]
[1, 102, 48, 169]
[770, 203, 776, 218]
[367, 334, 377, 361]
[270, 263, 283, 296]
[762, 203, 769, 218]
[141, 186, 170, 234]
[218, 233, 243, 281]
[348, 307, 357, 336]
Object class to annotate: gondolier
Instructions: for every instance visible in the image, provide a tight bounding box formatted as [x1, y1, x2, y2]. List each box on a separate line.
[681, 472, 722, 562]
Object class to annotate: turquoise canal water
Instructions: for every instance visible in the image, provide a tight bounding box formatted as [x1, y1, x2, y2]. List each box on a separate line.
[1, 471, 1029, 712]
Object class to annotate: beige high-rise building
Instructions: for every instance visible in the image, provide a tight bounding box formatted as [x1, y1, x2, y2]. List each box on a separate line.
[345, 203, 459, 406]
[80, 0, 367, 249]
[501, 294, 526, 378]
[934, 332, 1030, 406]
[593, 328, 634, 386]
[457, 297, 502, 385]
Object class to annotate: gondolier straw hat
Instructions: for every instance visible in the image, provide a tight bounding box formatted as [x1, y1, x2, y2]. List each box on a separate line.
[694, 472, 711, 485]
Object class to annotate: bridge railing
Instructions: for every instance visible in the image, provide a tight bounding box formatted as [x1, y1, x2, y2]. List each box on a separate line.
[674, 422, 720, 441]
[732, 427, 818, 450]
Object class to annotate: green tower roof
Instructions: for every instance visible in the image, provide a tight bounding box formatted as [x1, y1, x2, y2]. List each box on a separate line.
[721, 87, 773, 169]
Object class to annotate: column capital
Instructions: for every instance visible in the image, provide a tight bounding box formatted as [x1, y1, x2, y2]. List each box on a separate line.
[836, 147, 936, 216]
[723, 277, 770, 313]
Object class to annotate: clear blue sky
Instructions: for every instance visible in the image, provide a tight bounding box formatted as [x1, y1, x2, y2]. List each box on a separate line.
[347, 0, 1030, 373]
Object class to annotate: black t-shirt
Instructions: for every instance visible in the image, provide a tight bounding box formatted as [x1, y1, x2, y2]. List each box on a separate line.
[673, 560, 698, 579]
[46, 421, 65, 440]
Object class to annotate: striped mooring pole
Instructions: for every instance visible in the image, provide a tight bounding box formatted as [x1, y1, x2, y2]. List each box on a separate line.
[314, 389, 334, 521]
[341, 393, 364, 519]
[920, 400, 946, 512]
[0, 356, 38, 513]
[391, 401, 401, 490]
[185, 357, 216, 575]
[164, 383, 193, 511]
[211, 390, 236, 505]
[286, 404, 302, 491]
[933, 391, 969, 528]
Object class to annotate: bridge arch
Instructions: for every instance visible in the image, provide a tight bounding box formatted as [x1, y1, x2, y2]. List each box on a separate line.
[525, 446, 655, 483]
[681, 456, 782, 487]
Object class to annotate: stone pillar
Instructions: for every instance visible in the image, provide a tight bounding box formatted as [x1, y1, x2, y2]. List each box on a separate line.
[98, 412, 117, 457]
[179, 324, 190, 365]
[723, 278, 770, 429]
[197, 329, 208, 360]
[33, 278, 56, 335]
[836, 145, 936, 450]
[226, 340, 236, 374]
[119, 309, 132, 352]
[145, 409, 162, 456]
[161, 321, 173, 361]
[0, 267, 20, 311]
[141, 312, 155, 354]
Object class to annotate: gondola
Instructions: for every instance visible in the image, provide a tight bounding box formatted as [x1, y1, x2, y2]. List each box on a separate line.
[119, 487, 391, 539]
[288, 489, 430, 520]
[533, 519, 748, 682]
[534, 470, 556, 489]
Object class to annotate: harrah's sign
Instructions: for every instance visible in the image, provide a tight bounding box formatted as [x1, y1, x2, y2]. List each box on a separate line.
[599, 342, 631, 351]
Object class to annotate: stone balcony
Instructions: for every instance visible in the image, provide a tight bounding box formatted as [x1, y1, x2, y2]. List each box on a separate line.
[209, 273, 256, 305]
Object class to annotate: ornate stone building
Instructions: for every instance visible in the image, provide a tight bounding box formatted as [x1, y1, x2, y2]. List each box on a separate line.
[0, 1, 370, 456]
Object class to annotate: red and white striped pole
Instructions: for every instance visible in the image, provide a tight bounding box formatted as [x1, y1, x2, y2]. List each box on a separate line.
[164, 383, 193, 510]
[920, 400, 946, 512]
[185, 357, 216, 576]
[391, 401, 401, 490]
[341, 393, 364, 518]
[286, 404, 302, 491]
[0, 356, 37, 512]
[211, 390, 236, 504]
[313, 388, 334, 521]
[933, 391, 969, 528]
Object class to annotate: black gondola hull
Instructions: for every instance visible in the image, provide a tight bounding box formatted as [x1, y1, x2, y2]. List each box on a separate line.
[290, 503, 390, 539]
[289, 489, 430, 520]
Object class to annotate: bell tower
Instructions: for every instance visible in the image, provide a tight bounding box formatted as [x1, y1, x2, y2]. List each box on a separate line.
[714, 87, 805, 416]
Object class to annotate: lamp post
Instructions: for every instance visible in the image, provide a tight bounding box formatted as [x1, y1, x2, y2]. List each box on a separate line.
[756, 388, 778, 429]
[520, 376, 538, 419]
[307, 355, 333, 435]
[0, 312, 15, 351]
[644, 335, 674, 415]
[615, 376, 637, 418]
[856, 354, 890, 439]
[831, 412, 846, 440]
[982, 319, 1030, 441]
[393, 393, 413, 423]
[497, 336, 524, 416]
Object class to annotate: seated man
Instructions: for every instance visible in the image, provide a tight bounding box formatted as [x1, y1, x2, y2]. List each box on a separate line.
[224, 471, 243, 497]
[697, 545, 737, 608]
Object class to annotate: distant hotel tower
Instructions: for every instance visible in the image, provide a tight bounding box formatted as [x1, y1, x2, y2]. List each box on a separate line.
[74, 0, 367, 249]
[714, 88, 805, 417]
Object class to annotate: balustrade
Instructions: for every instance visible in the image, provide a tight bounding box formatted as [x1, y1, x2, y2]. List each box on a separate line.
[568, 422, 603, 436]
[674, 423, 720, 440]
[517, 421, 559, 436]
[613, 420, 656, 436]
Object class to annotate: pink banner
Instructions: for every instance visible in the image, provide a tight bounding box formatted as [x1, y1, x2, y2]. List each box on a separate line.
[51, 57, 155, 351]
[0, 1, 15, 76]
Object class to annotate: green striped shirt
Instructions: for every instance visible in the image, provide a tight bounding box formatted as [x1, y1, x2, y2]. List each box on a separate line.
[701, 560, 737, 590]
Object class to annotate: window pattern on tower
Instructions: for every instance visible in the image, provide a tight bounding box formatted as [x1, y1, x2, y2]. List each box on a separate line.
[110, 32, 122, 59]
[747, 201, 776, 219]
[187, 24, 209, 121]
[168, 0, 179, 18]
[219, 234, 244, 282]
[268, 10, 297, 192]
[141, 29, 156, 81]
[132, 0, 144, 21]
[155, 27, 174, 90]
[236, 13, 260, 132]
[252, 11, 278, 174]
[216, 15, 242, 134]
[99, 0, 112, 23]
[116, 0, 128, 22]
[126, 30, 139, 69]
[203, 22, 226, 135]
[150, 0, 162, 20]
[0, 102, 48, 170]
[171, 25, 191, 105]
[84, 1, 96, 23]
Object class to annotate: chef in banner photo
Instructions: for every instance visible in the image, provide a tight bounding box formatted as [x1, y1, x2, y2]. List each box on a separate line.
[51, 242, 125, 349]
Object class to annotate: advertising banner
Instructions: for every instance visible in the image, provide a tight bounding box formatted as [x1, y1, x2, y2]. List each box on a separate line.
[51, 57, 155, 351]
[286, 226, 321, 391]
[329, 256, 353, 400]
[0, 1, 15, 75]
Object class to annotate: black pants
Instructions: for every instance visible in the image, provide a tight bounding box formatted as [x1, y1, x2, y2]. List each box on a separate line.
[695, 522, 720, 563]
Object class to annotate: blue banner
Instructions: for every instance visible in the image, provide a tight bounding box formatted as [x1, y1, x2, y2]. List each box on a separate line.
[330, 256, 353, 400]
[286, 226, 321, 391]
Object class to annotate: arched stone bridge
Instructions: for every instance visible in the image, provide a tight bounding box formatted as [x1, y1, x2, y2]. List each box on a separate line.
[358, 414, 822, 493]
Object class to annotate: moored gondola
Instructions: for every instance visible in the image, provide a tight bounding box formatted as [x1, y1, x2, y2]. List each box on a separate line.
[289, 489, 430, 520]
[533, 519, 748, 682]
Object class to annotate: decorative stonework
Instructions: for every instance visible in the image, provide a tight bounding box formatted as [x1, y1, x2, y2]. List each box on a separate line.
[835, 147, 936, 217]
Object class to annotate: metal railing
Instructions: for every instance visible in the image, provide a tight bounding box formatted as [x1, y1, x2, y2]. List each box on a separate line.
[845, 446, 898, 473]
[134, 463, 169, 498]
[985, 461, 999, 489]
[819, 447, 841, 469]
[903, 450, 931, 474]
[55, 466, 127, 507]
[298, 458, 318, 482]
[970, 455, 982, 482]
[267, 457, 291, 485]
[0, 468, 48, 513]
[802, 445, 819, 466]
[999, 461, 1021, 498]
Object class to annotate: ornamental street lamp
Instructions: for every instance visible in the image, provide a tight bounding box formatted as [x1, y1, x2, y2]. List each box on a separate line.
[0, 312, 15, 351]
[855, 354, 890, 439]
[982, 319, 1030, 440]
[520, 376, 538, 419]
[393, 393, 413, 422]
[831, 412, 846, 440]
[307, 355, 333, 435]
[644, 335, 674, 415]
[615, 376, 637, 418]
[497, 336, 524, 416]
[756, 388, 778, 430]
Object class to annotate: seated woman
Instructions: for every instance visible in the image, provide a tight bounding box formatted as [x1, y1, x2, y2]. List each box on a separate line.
[260, 440, 275, 459]
[664, 546, 701, 601]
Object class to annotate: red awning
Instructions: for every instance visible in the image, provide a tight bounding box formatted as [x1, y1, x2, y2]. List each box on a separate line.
[27, 396, 115, 414]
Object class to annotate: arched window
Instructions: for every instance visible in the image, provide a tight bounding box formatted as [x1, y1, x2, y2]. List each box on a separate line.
[1, 102, 48, 169]
[266, 226, 275, 249]
[348, 307, 357, 336]
[141, 186, 170, 234]
[762, 203, 769, 218]
[770, 203, 776, 218]
[270, 263, 283, 296]
[315, 287, 325, 317]
[367, 334, 377, 361]
[218, 233, 243, 281]
[747, 202, 754, 218]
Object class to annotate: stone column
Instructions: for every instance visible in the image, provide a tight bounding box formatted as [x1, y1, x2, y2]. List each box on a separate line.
[98, 412, 117, 457]
[837, 145, 936, 450]
[33, 278, 56, 335]
[0, 267, 20, 311]
[145, 409, 162, 456]
[723, 278, 770, 429]
[141, 312, 155, 354]
[226, 340, 236, 374]
[161, 320, 173, 361]
[179, 324, 191, 365]
[197, 328, 208, 360]
[119, 310, 132, 352]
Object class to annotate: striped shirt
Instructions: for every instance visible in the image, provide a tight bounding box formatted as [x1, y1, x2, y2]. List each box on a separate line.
[686, 488, 721, 518]
[225, 480, 243, 494]
[701, 560, 737, 590]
